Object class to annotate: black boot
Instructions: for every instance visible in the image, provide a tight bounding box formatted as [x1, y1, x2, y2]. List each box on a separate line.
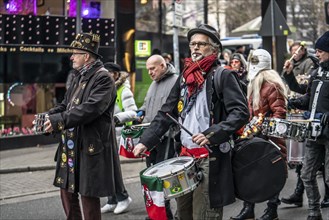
[321, 197, 329, 208]
[307, 215, 323, 220]
[257, 206, 278, 220]
[281, 174, 304, 207]
[320, 170, 329, 208]
[230, 201, 255, 220]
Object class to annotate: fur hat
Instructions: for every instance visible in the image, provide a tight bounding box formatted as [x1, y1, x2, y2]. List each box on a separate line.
[315, 31, 329, 53]
[187, 24, 222, 52]
[247, 49, 272, 81]
[70, 32, 102, 58]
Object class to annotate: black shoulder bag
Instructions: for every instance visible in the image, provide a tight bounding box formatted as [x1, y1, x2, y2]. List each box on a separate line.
[213, 67, 287, 203]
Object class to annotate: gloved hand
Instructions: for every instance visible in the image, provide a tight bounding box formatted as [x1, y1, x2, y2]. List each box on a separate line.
[288, 98, 303, 110]
[321, 113, 329, 126]
[134, 110, 145, 124]
[136, 110, 145, 117]
[113, 115, 120, 126]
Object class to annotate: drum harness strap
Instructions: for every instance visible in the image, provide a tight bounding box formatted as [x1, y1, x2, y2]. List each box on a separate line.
[212, 66, 245, 152]
[309, 67, 326, 120]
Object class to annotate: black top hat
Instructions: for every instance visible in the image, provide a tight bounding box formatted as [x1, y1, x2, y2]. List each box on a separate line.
[104, 62, 121, 72]
[187, 24, 222, 52]
[70, 32, 102, 58]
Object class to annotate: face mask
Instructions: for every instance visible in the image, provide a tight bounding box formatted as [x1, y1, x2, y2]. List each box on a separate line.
[247, 49, 272, 81]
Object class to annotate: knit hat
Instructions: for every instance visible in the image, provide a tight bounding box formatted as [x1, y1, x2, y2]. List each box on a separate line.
[231, 53, 247, 68]
[315, 31, 329, 52]
[247, 49, 272, 81]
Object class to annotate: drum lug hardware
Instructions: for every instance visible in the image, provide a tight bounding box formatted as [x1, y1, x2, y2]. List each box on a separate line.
[196, 171, 203, 181]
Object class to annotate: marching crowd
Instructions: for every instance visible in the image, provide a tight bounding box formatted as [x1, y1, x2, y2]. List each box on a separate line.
[35, 23, 329, 220]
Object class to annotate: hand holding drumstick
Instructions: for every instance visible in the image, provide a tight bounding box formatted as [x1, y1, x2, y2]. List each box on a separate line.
[283, 41, 306, 75]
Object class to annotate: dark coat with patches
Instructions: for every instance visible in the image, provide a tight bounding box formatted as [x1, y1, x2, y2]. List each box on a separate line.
[48, 61, 118, 197]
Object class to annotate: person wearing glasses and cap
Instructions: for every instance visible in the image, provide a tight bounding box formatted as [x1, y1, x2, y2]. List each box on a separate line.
[231, 49, 288, 220]
[41, 32, 119, 220]
[133, 24, 249, 220]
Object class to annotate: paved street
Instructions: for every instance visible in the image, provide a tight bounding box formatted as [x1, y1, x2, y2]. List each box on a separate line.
[0, 144, 329, 219]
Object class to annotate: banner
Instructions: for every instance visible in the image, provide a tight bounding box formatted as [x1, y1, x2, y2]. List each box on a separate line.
[140, 168, 167, 220]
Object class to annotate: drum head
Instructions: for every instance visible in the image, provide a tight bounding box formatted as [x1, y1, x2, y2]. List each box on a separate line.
[143, 156, 194, 178]
[232, 137, 287, 203]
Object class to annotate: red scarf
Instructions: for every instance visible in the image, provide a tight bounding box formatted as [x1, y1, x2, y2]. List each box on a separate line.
[183, 54, 217, 97]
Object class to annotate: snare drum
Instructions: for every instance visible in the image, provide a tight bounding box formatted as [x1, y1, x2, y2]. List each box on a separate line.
[262, 118, 292, 139]
[142, 156, 200, 199]
[262, 117, 307, 142]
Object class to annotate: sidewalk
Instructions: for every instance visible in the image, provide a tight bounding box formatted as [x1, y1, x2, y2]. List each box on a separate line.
[0, 143, 146, 203]
[0, 143, 143, 174]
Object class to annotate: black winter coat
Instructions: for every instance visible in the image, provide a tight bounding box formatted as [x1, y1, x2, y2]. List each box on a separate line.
[290, 61, 329, 139]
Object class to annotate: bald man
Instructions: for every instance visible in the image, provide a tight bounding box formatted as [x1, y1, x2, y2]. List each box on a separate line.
[137, 55, 178, 219]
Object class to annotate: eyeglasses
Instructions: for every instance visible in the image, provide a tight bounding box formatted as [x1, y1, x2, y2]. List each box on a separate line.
[71, 52, 86, 56]
[230, 60, 240, 64]
[189, 41, 211, 48]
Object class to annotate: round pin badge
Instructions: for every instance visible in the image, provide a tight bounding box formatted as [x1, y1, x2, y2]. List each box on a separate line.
[68, 158, 74, 167]
[61, 153, 67, 163]
[67, 140, 74, 149]
[180, 88, 186, 96]
[61, 134, 65, 144]
[177, 100, 184, 113]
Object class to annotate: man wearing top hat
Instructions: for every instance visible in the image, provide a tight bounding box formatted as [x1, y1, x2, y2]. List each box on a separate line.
[42, 32, 118, 220]
[133, 24, 249, 219]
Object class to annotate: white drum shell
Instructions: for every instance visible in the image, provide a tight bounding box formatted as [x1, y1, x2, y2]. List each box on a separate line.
[142, 156, 199, 199]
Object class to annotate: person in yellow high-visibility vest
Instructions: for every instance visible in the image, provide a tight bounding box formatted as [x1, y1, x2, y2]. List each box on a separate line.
[101, 62, 137, 215]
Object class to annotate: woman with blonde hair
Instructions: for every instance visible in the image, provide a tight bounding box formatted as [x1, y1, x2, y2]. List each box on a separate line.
[231, 49, 288, 220]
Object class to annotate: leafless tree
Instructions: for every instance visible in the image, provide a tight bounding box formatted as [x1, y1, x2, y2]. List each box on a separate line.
[224, 0, 261, 33]
[287, 0, 327, 44]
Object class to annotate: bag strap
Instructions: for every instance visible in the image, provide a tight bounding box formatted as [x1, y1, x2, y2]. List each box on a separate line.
[213, 66, 225, 99]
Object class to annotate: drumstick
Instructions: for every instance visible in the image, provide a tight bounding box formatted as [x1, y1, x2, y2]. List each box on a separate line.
[131, 123, 151, 128]
[288, 41, 306, 62]
[166, 113, 213, 153]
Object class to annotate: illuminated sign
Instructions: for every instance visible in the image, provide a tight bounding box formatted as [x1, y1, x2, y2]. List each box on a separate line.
[0, 45, 74, 54]
[135, 40, 151, 57]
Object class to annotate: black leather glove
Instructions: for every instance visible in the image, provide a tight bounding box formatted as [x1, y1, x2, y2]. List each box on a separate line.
[321, 113, 329, 126]
[288, 98, 303, 110]
[114, 116, 120, 126]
